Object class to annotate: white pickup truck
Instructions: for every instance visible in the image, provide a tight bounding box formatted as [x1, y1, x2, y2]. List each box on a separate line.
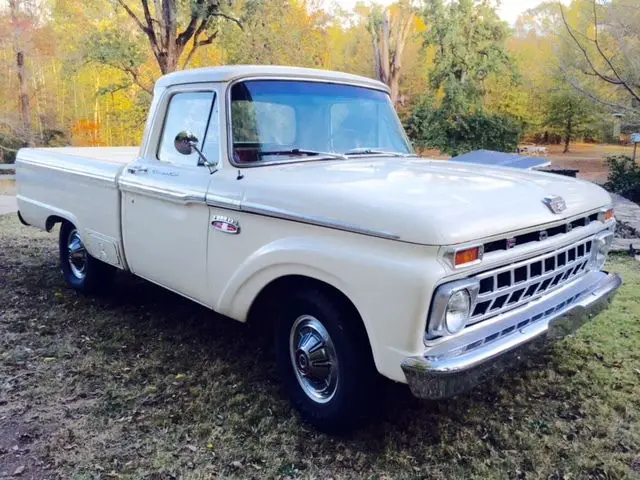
[16, 65, 621, 431]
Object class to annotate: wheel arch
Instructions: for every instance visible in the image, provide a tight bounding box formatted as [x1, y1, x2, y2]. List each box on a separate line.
[46, 214, 74, 232]
[243, 272, 378, 366]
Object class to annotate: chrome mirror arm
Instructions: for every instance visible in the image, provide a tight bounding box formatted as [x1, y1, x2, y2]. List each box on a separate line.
[191, 143, 217, 175]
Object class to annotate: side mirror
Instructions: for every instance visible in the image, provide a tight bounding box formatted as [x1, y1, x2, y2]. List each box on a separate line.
[174, 130, 218, 174]
[174, 131, 198, 155]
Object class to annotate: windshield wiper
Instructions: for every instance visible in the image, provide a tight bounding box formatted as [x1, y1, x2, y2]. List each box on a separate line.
[344, 147, 415, 157]
[260, 148, 347, 160]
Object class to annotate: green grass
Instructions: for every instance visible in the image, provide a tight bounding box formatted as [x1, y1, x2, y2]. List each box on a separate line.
[1, 213, 640, 479]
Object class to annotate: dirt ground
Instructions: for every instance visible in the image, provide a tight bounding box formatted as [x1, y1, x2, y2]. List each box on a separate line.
[543, 144, 635, 184]
[0, 180, 16, 196]
[1, 214, 640, 479]
[421, 143, 636, 184]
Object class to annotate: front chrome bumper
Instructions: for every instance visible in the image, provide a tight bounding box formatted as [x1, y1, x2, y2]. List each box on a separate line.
[402, 270, 622, 399]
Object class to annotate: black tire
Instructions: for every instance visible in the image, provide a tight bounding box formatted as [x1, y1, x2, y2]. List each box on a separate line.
[274, 287, 378, 433]
[59, 221, 115, 294]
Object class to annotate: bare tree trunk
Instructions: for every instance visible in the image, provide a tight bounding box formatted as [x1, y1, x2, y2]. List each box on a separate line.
[370, 5, 414, 104]
[117, 0, 240, 76]
[563, 117, 573, 154]
[9, 0, 34, 147]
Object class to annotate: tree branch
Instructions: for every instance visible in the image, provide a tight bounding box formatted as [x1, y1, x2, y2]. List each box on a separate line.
[140, 0, 157, 44]
[590, 0, 640, 103]
[182, 29, 218, 68]
[140, 0, 154, 31]
[122, 66, 153, 94]
[559, 5, 622, 86]
[117, 0, 162, 64]
[116, 0, 149, 35]
[0, 143, 19, 153]
[560, 65, 640, 119]
[210, 12, 243, 30]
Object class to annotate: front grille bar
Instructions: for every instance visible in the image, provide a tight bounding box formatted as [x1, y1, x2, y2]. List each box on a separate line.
[468, 236, 593, 325]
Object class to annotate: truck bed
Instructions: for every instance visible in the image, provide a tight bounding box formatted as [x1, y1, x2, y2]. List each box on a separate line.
[16, 146, 139, 270]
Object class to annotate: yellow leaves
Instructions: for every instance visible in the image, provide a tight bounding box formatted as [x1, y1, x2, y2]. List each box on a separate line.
[413, 15, 427, 33]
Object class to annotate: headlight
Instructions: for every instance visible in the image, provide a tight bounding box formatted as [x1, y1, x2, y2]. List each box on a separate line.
[426, 279, 479, 340]
[445, 290, 471, 334]
[590, 230, 614, 270]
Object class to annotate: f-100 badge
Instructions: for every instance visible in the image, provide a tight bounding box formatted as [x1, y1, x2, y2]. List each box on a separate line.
[211, 215, 240, 234]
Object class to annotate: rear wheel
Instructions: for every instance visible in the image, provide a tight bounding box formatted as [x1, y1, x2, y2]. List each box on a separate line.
[59, 221, 115, 293]
[274, 287, 377, 432]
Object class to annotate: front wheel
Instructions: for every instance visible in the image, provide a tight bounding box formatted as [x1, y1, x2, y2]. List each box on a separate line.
[59, 222, 114, 294]
[274, 288, 378, 433]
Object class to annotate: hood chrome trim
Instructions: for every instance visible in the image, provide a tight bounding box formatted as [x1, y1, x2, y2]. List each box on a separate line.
[242, 202, 401, 240]
[205, 196, 401, 241]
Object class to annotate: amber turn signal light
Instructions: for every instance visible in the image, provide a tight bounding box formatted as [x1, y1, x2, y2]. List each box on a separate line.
[603, 208, 614, 222]
[454, 246, 482, 267]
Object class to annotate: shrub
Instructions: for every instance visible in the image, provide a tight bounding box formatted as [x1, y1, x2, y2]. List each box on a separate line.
[604, 154, 640, 202]
[404, 97, 521, 156]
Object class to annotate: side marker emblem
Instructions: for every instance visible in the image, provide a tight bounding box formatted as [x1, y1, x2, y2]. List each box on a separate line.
[211, 215, 240, 234]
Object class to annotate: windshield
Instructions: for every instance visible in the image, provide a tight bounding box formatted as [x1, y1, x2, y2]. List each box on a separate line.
[230, 80, 414, 165]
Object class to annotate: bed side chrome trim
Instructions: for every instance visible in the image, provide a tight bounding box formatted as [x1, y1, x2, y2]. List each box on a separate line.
[17, 157, 117, 185]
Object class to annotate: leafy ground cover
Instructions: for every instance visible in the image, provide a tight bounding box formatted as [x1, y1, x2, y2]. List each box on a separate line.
[1, 213, 639, 479]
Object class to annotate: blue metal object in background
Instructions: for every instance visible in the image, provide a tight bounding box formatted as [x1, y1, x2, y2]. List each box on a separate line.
[452, 149, 551, 170]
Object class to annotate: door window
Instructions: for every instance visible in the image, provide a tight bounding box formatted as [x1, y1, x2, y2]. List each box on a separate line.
[157, 91, 217, 166]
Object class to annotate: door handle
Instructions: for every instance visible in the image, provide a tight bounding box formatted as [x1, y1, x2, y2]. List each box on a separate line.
[127, 166, 148, 175]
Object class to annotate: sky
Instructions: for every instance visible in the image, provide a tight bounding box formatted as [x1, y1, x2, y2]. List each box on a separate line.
[327, 0, 559, 25]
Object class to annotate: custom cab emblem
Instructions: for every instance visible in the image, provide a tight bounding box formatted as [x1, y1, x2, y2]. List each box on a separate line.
[211, 215, 240, 234]
[542, 195, 566, 214]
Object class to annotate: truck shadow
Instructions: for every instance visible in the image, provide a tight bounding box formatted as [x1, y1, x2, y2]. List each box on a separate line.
[98, 269, 562, 438]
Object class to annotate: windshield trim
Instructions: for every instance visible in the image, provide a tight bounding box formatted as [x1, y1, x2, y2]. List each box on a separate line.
[224, 76, 411, 169]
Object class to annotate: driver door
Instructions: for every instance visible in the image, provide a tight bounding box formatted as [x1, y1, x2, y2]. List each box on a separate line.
[120, 87, 220, 306]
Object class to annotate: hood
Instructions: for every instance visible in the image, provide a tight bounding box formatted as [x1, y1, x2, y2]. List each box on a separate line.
[240, 158, 612, 245]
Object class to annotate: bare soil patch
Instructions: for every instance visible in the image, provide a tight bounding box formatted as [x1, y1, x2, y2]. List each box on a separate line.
[420, 143, 635, 184]
[0, 180, 16, 196]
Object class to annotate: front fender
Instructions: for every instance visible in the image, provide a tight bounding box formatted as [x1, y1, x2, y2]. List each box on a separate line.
[217, 237, 363, 322]
[214, 234, 443, 381]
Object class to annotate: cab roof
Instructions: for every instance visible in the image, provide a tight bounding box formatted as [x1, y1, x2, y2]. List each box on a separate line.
[155, 65, 389, 92]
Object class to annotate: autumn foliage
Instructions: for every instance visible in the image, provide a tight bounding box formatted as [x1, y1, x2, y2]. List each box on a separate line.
[0, 0, 638, 159]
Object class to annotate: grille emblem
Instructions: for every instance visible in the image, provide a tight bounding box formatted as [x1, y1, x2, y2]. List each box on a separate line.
[543, 195, 566, 214]
[539, 230, 549, 241]
[211, 215, 240, 234]
[506, 238, 517, 249]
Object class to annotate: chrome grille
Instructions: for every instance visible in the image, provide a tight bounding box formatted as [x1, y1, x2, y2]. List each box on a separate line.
[469, 236, 593, 325]
[483, 212, 599, 253]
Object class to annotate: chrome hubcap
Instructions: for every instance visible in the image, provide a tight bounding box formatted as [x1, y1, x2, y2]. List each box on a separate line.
[67, 229, 87, 279]
[289, 315, 339, 403]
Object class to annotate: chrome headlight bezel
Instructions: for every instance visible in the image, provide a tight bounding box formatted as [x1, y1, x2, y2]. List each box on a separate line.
[590, 229, 614, 270]
[426, 278, 479, 339]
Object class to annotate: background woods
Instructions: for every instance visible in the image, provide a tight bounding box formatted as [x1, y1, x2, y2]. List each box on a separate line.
[0, 0, 639, 161]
